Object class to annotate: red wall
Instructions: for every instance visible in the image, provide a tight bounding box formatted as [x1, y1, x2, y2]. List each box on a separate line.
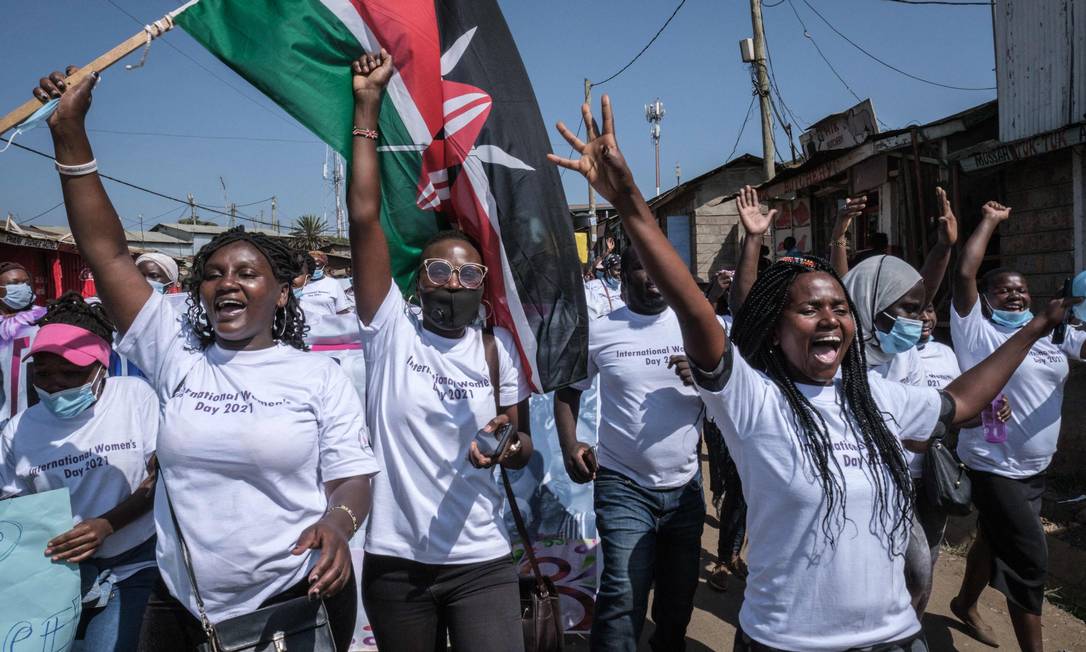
[0, 243, 86, 304]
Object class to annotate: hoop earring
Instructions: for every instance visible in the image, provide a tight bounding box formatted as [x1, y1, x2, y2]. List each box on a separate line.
[274, 307, 287, 339]
[480, 299, 493, 323]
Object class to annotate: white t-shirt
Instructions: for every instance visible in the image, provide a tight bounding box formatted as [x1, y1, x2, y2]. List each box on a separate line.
[951, 301, 1085, 478]
[116, 291, 379, 623]
[0, 377, 158, 580]
[584, 278, 625, 319]
[918, 341, 960, 391]
[360, 285, 531, 564]
[574, 307, 712, 489]
[869, 346, 926, 476]
[698, 344, 940, 651]
[299, 275, 351, 318]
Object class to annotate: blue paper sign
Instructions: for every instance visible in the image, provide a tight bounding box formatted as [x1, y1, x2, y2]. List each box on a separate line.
[0, 489, 82, 652]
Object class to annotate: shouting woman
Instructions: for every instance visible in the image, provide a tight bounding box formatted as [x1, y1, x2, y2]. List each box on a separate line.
[549, 95, 1077, 652]
[36, 66, 378, 651]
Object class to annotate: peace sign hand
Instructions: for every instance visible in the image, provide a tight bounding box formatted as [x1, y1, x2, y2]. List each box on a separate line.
[548, 95, 638, 206]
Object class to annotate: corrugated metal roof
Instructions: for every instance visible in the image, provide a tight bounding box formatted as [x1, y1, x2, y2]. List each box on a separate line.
[995, 0, 1084, 141]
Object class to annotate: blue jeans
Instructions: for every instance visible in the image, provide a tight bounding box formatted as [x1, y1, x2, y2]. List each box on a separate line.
[76, 566, 158, 651]
[591, 467, 705, 652]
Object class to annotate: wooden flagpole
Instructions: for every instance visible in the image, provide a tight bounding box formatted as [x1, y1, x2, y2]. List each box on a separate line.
[0, 9, 186, 136]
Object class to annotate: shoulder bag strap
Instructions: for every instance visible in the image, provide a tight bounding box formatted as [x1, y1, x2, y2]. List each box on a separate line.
[157, 453, 220, 645]
[482, 329, 550, 597]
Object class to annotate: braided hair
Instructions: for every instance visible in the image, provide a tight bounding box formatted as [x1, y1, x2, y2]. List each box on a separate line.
[36, 291, 115, 344]
[186, 227, 309, 351]
[730, 256, 912, 553]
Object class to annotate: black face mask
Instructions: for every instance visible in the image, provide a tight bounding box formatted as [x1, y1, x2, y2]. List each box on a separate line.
[420, 287, 483, 331]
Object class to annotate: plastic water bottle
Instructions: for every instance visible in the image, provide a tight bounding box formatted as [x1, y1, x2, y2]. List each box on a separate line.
[982, 395, 1007, 444]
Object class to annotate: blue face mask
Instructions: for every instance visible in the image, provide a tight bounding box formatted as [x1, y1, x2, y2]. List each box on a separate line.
[311, 268, 325, 281]
[2, 283, 35, 310]
[990, 307, 1033, 329]
[875, 312, 923, 354]
[603, 276, 620, 291]
[984, 296, 1033, 329]
[292, 287, 304, 299]
[147, 280, 167, 294]
[0, 98, 59, 153]
[37, 368, 103, 419]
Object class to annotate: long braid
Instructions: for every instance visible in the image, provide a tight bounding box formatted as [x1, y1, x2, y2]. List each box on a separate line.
[731, 257, 912, 553]
[36, 291, 115, 343]
[186, 227, 309, 351]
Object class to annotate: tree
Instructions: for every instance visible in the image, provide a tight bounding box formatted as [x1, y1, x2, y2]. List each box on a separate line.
[291, 214, 330, 251]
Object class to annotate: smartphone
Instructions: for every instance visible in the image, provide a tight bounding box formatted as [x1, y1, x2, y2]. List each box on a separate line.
[475, 422, 514, 457]
[583, 445, 599, 475]
[1053, 277, 1072, 345]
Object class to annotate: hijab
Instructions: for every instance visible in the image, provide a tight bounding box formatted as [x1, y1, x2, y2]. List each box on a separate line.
[842, 255, 921, 367]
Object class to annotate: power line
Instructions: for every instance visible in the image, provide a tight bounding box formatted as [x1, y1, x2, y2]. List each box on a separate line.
[88, 128, 317, 144]
[101, 0, 307, 132]
[20, 202, 65, 226]
[727, 94, 757, 163]
[2, 135, 282, 230]
[799, 0, 996, 91]
[591, 0, 687, 88]
[785, 1, 868, 107]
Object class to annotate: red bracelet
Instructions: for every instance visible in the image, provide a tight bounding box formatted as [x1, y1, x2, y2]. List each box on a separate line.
[352, 127, 379, 140]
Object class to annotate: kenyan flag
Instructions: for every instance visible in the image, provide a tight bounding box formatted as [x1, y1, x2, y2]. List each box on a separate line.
[173, 0, 588, 391]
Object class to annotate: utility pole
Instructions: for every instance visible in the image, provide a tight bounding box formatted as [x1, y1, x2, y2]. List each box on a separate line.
[333, 154, 345, 238]
[645, 98, 665, 197]
[585, 78, 597, 254]
[750, 0, 776, 181]
[228, 203, 237, 228]
[675, 163, 681, 187]
[187, 193, 196, 223]
[139, 213, 144, 240]
[271, 196, 279, 234]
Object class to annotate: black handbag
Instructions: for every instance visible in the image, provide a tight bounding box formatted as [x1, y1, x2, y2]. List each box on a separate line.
[923, 436, 973, 516]
[160, 476, 337, 652]
[483, 330, 564, 652]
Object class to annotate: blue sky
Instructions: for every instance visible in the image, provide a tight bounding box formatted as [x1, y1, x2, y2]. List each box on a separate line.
[0, 0, 997, 231]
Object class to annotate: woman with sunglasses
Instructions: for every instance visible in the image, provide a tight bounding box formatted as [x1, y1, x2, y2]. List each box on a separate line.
[348, 52, 532, 651]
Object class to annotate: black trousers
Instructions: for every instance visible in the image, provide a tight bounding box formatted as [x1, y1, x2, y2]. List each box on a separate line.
[705, 420, 747, 561]
[361, 552, 523, 652]
[969, 467, 1048, 615]
[136, 566, 357, 651]
[734, 627, 927, 651]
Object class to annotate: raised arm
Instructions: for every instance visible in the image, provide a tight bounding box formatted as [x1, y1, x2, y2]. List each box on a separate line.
[953, 201, 1011, 316]
[728, 186, 775, 315]
[548, 96, 724, 370]
[917, 187, 958, 304]
[944, 298, 1070, 424]
[828, 195, 867, 277]
[41, 68, 150, 333]
[347, 51, 394, 325]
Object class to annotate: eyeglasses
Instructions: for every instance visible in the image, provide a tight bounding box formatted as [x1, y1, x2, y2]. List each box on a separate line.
[421, 258, 488, 290]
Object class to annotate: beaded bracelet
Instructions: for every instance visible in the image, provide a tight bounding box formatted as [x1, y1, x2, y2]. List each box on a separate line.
[352, 127, 379, 140]
[326, 504, 358, 533]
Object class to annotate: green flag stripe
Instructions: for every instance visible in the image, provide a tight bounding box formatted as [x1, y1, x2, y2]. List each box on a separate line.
[175, 0, 443, 291]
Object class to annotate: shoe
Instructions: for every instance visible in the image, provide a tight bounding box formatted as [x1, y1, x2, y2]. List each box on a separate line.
[725, 558, 749, 581]
[707, 563, 729, 591]
[950, 596, 999, 648]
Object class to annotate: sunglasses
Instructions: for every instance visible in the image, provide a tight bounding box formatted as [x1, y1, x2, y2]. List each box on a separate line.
[421, 258, 488, 290]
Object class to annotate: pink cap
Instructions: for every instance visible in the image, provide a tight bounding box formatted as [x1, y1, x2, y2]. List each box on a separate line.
[29, 323, 111, 368]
